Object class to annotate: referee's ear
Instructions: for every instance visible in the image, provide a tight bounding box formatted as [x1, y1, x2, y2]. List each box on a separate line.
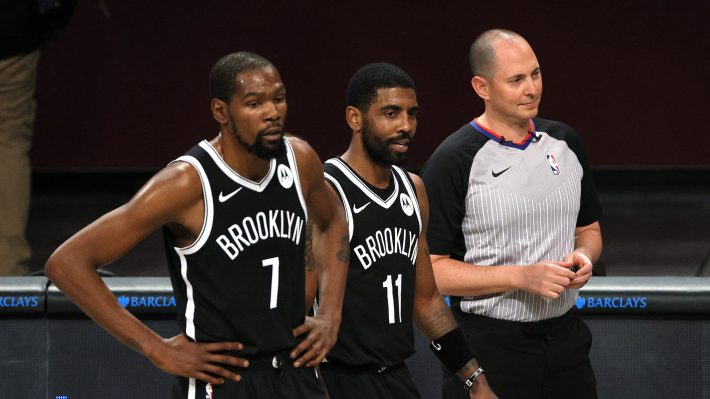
[345, 105, 363, 134]
[471, 76, 489, 101]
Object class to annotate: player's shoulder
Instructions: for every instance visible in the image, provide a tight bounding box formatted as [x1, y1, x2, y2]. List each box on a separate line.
[284, 133, 315, 155]
[284, 133, 325, 186]
[148, 161, 203, 201]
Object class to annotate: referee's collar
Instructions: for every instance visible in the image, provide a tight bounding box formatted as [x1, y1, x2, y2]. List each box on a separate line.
[469, 118, 537, 150]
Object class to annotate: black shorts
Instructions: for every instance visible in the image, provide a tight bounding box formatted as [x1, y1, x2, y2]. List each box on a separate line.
[443, 310, 597, 399]
[172, 352, 327, 399]
[320, 362, 421, 399]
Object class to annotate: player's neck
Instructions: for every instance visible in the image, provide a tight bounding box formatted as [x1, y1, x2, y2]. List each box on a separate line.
[212, 134, 271, 181]
[477, 112, 530, 142]
[341, 147, 391, 190]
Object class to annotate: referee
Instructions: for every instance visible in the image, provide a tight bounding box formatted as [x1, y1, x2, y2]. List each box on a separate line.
[421, 30, 602, 399]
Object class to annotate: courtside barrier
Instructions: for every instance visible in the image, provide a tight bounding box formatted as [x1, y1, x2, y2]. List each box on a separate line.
[1, 277, 708, 398]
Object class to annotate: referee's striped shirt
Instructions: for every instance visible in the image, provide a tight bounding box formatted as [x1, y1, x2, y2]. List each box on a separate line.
[421, 118, 601, 322]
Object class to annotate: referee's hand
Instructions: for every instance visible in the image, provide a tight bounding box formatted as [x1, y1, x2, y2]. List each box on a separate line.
[291, 314, 339, 367]
[147, 333, 248, 385]
[520, 261, 576, 299]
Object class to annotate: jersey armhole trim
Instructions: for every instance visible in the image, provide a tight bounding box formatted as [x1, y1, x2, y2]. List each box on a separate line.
[324, 173, 354, 241]
[169, 156, 214, 255]
[393, 166, 422, 233]
[284, 137, 308, 222]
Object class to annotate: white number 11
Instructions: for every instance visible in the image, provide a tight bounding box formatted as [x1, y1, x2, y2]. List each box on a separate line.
[382, 274, 402, 324]
[262, 257, 279, 309]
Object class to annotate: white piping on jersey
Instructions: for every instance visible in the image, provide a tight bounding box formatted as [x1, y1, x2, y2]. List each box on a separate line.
[283, 137, 308, 222]
[392, 166, 422, 234]
[188, 377, 196, 399]
[166, 156, 207, 355]
[178, 250, 197, 340]
[198, 140, 276, 192]
[170, 155, 215, 254]
[324, 173, 354, 240]
[324, 158, 399, 208]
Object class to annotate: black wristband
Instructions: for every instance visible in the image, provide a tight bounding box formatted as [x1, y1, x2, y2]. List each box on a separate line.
[429, 327, 476, 373]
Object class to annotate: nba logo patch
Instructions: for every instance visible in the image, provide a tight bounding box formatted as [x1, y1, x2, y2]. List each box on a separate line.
[205, 383, 213, 399]
[546, 154, 561, 175]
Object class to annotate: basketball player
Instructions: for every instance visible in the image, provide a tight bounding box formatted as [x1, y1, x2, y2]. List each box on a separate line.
[313, 63, 497, 399]
[45, 52, 348, 398]
[421, 30, 602, 398]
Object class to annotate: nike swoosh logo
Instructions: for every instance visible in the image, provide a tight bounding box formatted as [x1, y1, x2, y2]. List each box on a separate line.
[491, 167, 511, 177]
[432, 342, 442, 351]
[218, 187, 243, 202]
[353, 202, 371, 214]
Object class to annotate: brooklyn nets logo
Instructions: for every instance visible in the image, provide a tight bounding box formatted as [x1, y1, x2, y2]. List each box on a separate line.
[277, 164, 294, 189]
[400, 193, 414, 216]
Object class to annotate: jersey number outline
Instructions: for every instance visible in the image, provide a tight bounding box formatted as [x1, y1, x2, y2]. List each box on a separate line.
[263, 257, 279, 309]
[382, 274, 402, 324]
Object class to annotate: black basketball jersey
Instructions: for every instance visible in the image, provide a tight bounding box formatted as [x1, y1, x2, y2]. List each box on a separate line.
[164, 137, 307, 355]
[323, 158, 421, 368]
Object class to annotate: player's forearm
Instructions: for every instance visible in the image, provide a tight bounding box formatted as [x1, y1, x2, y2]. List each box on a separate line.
[414, 294, 458, 340]
[313, 225, 349, 321]
[45, 251, 164, 358]
[431, 256, 522, 297]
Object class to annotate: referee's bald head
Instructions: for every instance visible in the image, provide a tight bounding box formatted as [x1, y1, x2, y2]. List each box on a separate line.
[469, 29, 528, 79]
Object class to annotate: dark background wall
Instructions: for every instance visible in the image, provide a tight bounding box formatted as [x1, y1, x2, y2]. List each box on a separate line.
[31, 0, 710, 170]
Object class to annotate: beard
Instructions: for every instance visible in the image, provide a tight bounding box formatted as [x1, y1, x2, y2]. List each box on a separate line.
[247, 130, 286, 159]
[229, 115, 286, 159]
[361, 118, 410, 166]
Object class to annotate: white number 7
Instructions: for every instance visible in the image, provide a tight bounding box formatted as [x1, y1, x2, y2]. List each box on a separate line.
[262, 257, 279, 309]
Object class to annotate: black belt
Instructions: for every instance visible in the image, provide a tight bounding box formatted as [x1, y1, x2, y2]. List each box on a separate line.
[454, 308, 574, 336]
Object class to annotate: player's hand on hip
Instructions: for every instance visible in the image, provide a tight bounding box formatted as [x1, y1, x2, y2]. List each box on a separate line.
[147, 333, 248, 385]
[520, 261, 575, 299]
[564, 251, 593, 289]
[290, 314, 338, 367]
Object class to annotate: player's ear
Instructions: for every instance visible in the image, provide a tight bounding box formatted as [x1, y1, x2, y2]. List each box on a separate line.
[471, 76, 489, 100]
[345, 106, 363, 133]
[211, 98, 229, 124]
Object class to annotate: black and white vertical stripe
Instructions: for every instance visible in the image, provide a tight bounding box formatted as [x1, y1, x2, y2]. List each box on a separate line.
[460, 137, 583, 322]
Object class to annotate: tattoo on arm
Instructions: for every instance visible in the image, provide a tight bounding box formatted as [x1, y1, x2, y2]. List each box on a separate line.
[418, 302, 457, 340]
[304, 221, 316, 271]
[336, 235, 349, 263]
